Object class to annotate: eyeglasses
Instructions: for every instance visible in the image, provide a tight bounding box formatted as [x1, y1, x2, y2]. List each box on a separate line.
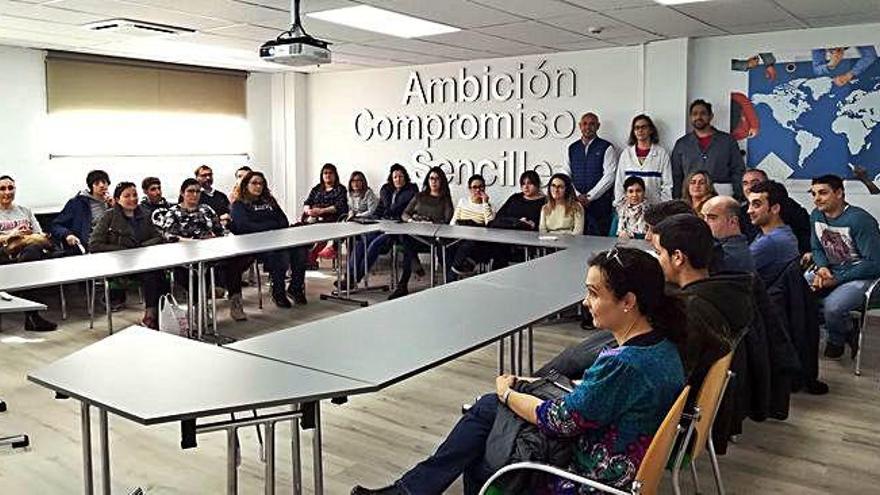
[198, 173, 213, 178]
[428, 176, 440, 181]
[184, 188, 201, 194]
[633, 124, 650, 130]
[470, 185, 485, 190]
[0, 185, 15, 192]
[249, 181, 265, 186]
[550, 183, 566, 189]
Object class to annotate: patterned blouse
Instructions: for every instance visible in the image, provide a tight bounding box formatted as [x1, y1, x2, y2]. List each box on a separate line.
[153, 204, 224, 240]
[535, 336, 684, 493]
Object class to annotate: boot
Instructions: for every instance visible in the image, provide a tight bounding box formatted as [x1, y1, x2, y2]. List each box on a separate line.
[229, 293, 247, 321]
[24, 312, 57, 332]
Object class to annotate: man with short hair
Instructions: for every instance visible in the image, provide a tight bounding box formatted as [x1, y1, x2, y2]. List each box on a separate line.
[807, 174, 880, 359]
[562, 112, 617, 236]
[748, 181, 800, 283]
[195, 165, 231, 223]
[739, 168, 811, 252]
[651, 214, 754, 387]
[643, 199, 694, 241]
[50, 169, 112, 254]
[671, 99, 746, 200]
[139, 177, 171, 217]
[701, 195, 755, 273]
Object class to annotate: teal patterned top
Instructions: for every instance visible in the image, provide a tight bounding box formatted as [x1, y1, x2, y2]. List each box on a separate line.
[536, 335, 685, 493]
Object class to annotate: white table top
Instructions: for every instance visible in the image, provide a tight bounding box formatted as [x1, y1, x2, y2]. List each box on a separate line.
[0, 292, 47, 313]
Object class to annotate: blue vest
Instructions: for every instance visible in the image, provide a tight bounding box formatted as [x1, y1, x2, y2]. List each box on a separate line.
[568, 137, 612, 202]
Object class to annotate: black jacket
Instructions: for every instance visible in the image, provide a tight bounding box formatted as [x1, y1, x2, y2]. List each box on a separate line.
[89, 206, 163, 252]
[766, 259, 820, 386]
[373, 183, 418, 220]
[229, 199, 290, 235]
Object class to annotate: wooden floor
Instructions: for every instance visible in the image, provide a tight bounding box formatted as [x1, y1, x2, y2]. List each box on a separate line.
[1, 266, 879, 494]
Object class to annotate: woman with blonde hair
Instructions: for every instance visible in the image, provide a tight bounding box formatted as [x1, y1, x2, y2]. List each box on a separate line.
[682, 169, 717, 214]
[539, 173, 585, 235]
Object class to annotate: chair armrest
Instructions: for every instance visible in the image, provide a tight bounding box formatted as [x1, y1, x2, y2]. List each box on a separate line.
[478, 461, 632, 495]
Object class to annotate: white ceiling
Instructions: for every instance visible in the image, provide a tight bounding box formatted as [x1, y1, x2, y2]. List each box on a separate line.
[1, 0, 879, 72]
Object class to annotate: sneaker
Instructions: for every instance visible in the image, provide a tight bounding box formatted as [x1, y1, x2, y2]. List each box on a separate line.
[287, 286, 308, 305]
[213, 287, 226, 300]
[414, 263, 426, 278]
[805, 380, 830, 395]
[229, 294, 247, 321]
[451, 259, 475, 276]
[388, 286, 408, 300]
[24, 313, 57, 332]
[823, 342, 844, 360]
[318, 245, 337, 260]
[272, 291, 292, 309]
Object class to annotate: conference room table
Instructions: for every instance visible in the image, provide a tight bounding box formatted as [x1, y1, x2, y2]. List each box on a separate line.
[25, 220, 637, 494]
[28, 326, 369, 495]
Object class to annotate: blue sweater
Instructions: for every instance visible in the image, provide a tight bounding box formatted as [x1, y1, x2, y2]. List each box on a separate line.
[536, 336, 684, 491]
[810, 205, 880, 284]
[751, 225, 799, 283]
[373, 183, 418, 220]
[229, 199, 289, 235]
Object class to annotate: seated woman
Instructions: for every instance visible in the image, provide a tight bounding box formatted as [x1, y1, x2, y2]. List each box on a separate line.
[347, 171, 379, 220]
[0, 175, 57, 331]
[391, 166, 454, 299]
[448, 174, 495, 277]
[302, 163, 349, 263]
[230, 171, 309, 307]
[489, 170, 546, 269]
[682, 169, 717, 215]
[616, 176, 649, 239]
[539, 173, 585, 235]
[341, 164, 419, 288]
[154, 179, 253, 321]
[89, 182, 167, 329]
[352, 247, 687, 494]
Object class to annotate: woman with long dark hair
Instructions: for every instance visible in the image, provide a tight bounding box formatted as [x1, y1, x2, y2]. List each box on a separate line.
[230, 171, 309, 307]
[539, 173, 585, 234]
[303, 163, 349, 263]
[352, 247, 687, 494]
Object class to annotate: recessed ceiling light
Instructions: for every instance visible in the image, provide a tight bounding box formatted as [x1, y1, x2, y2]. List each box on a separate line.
[306, 6, 459, 38]
[655, 0, 713, 5]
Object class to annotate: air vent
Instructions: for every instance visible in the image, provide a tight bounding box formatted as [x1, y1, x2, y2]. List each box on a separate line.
[83, 19, 195, 36]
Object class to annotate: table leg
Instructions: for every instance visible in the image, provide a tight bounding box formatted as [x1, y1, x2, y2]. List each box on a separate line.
[291, 410, 302, 495]
[509, 334, 516, 376]
[429, 244, 436, 288]
[264, 421, 275, 495]
[103, 278, 112, 335]
[227, 427, 238, 495]
[197, 263, 205, 340]
[98, 409, 110, 495]
[517, 329, 524, 375]
[210, 266, 218, 336]
[187, 265, 194, 336]
[498, 338, 505, 375]
[528, 326, 534, 376]
[441, 243, 448, 285]
[312, 402, 323, 495]
[81, 402, 94, 495]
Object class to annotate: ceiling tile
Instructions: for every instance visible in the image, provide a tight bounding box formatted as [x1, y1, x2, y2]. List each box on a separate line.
[335, 43, 453, 64]
[364, 37, 501, 60]
[722, 20, 806, 35]
[675, 0, 798, 28]
[0, 0, 106, 24]
[357, 0, 522, 28]
[467, 0, 588, 20]
[47, 0, 234, 30]
[603, 32, 665, 46]
[804, 12, 880, 28]
[774, 0, 880, 20]
[122, 0, 283, 25]
[201, 23, 279, 41]
[542, 10, 656, 40]
[555, 39, 615, 51]
[605, 5, 725, 37]
[238, 0, 359, 14]
[563, 0, 656, 12]
[426, 30, 546, 56]
[477, 20, 591, 46]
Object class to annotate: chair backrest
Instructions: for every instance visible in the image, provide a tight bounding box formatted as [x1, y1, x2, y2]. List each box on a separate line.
[633, 385, 691, 495]
[690, 352, 734, 461]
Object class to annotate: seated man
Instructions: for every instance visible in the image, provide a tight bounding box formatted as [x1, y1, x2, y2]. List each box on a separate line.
[748, 180, 800, 284]
[740, 168, 811, 253]
[807, 175, 880, 359]
[50, 169, 112, 255]
[138, 177, 171, 218]
[195, 165, 231, 224]
[0, 175, 57, 331]
[701, 195, 755, 273]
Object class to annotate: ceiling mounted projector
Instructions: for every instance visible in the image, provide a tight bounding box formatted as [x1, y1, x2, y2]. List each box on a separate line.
[260, 0, 331, 67]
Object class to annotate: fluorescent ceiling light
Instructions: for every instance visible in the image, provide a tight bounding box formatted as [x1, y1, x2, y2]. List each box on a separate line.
[655, 0, 713, 4]
[307, 6, 459, 38]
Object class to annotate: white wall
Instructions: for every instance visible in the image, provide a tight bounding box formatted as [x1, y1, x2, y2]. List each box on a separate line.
[303, 45, 688, 203]
[689, 23, 880, 217]
[0, 45, 273, 211]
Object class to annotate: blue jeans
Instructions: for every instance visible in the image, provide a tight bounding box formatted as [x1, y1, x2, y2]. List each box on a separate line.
[260, 246, 308, 293]
[347, 232, 392, 283]
[807, 273, 869, 346]
[397, 393, 498, 495]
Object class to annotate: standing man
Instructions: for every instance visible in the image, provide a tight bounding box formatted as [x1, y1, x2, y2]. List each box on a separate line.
[747, 181, 800, 284]
[672, 99, 746, 200]
[807, 175, 880, 359]
[563, 112, 617, 236]
[195, 165, 230, 224]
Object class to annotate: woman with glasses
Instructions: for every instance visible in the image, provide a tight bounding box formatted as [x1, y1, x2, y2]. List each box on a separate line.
[352, 247, 687, 495]
[90, 182, 168, 329]
[540, 173, 585, 235]
[154, 179, 252, 321]
[346, 171, 379, 220]
[230, 171, 309, 308]
[682, 169, 718, 215]
[390, 166, 454, 299]
[614, 114, 672, 205]
[448, 174, 495, 277]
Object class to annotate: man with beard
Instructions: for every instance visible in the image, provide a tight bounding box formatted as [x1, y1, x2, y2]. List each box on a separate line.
[672, 99, 746, 200]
